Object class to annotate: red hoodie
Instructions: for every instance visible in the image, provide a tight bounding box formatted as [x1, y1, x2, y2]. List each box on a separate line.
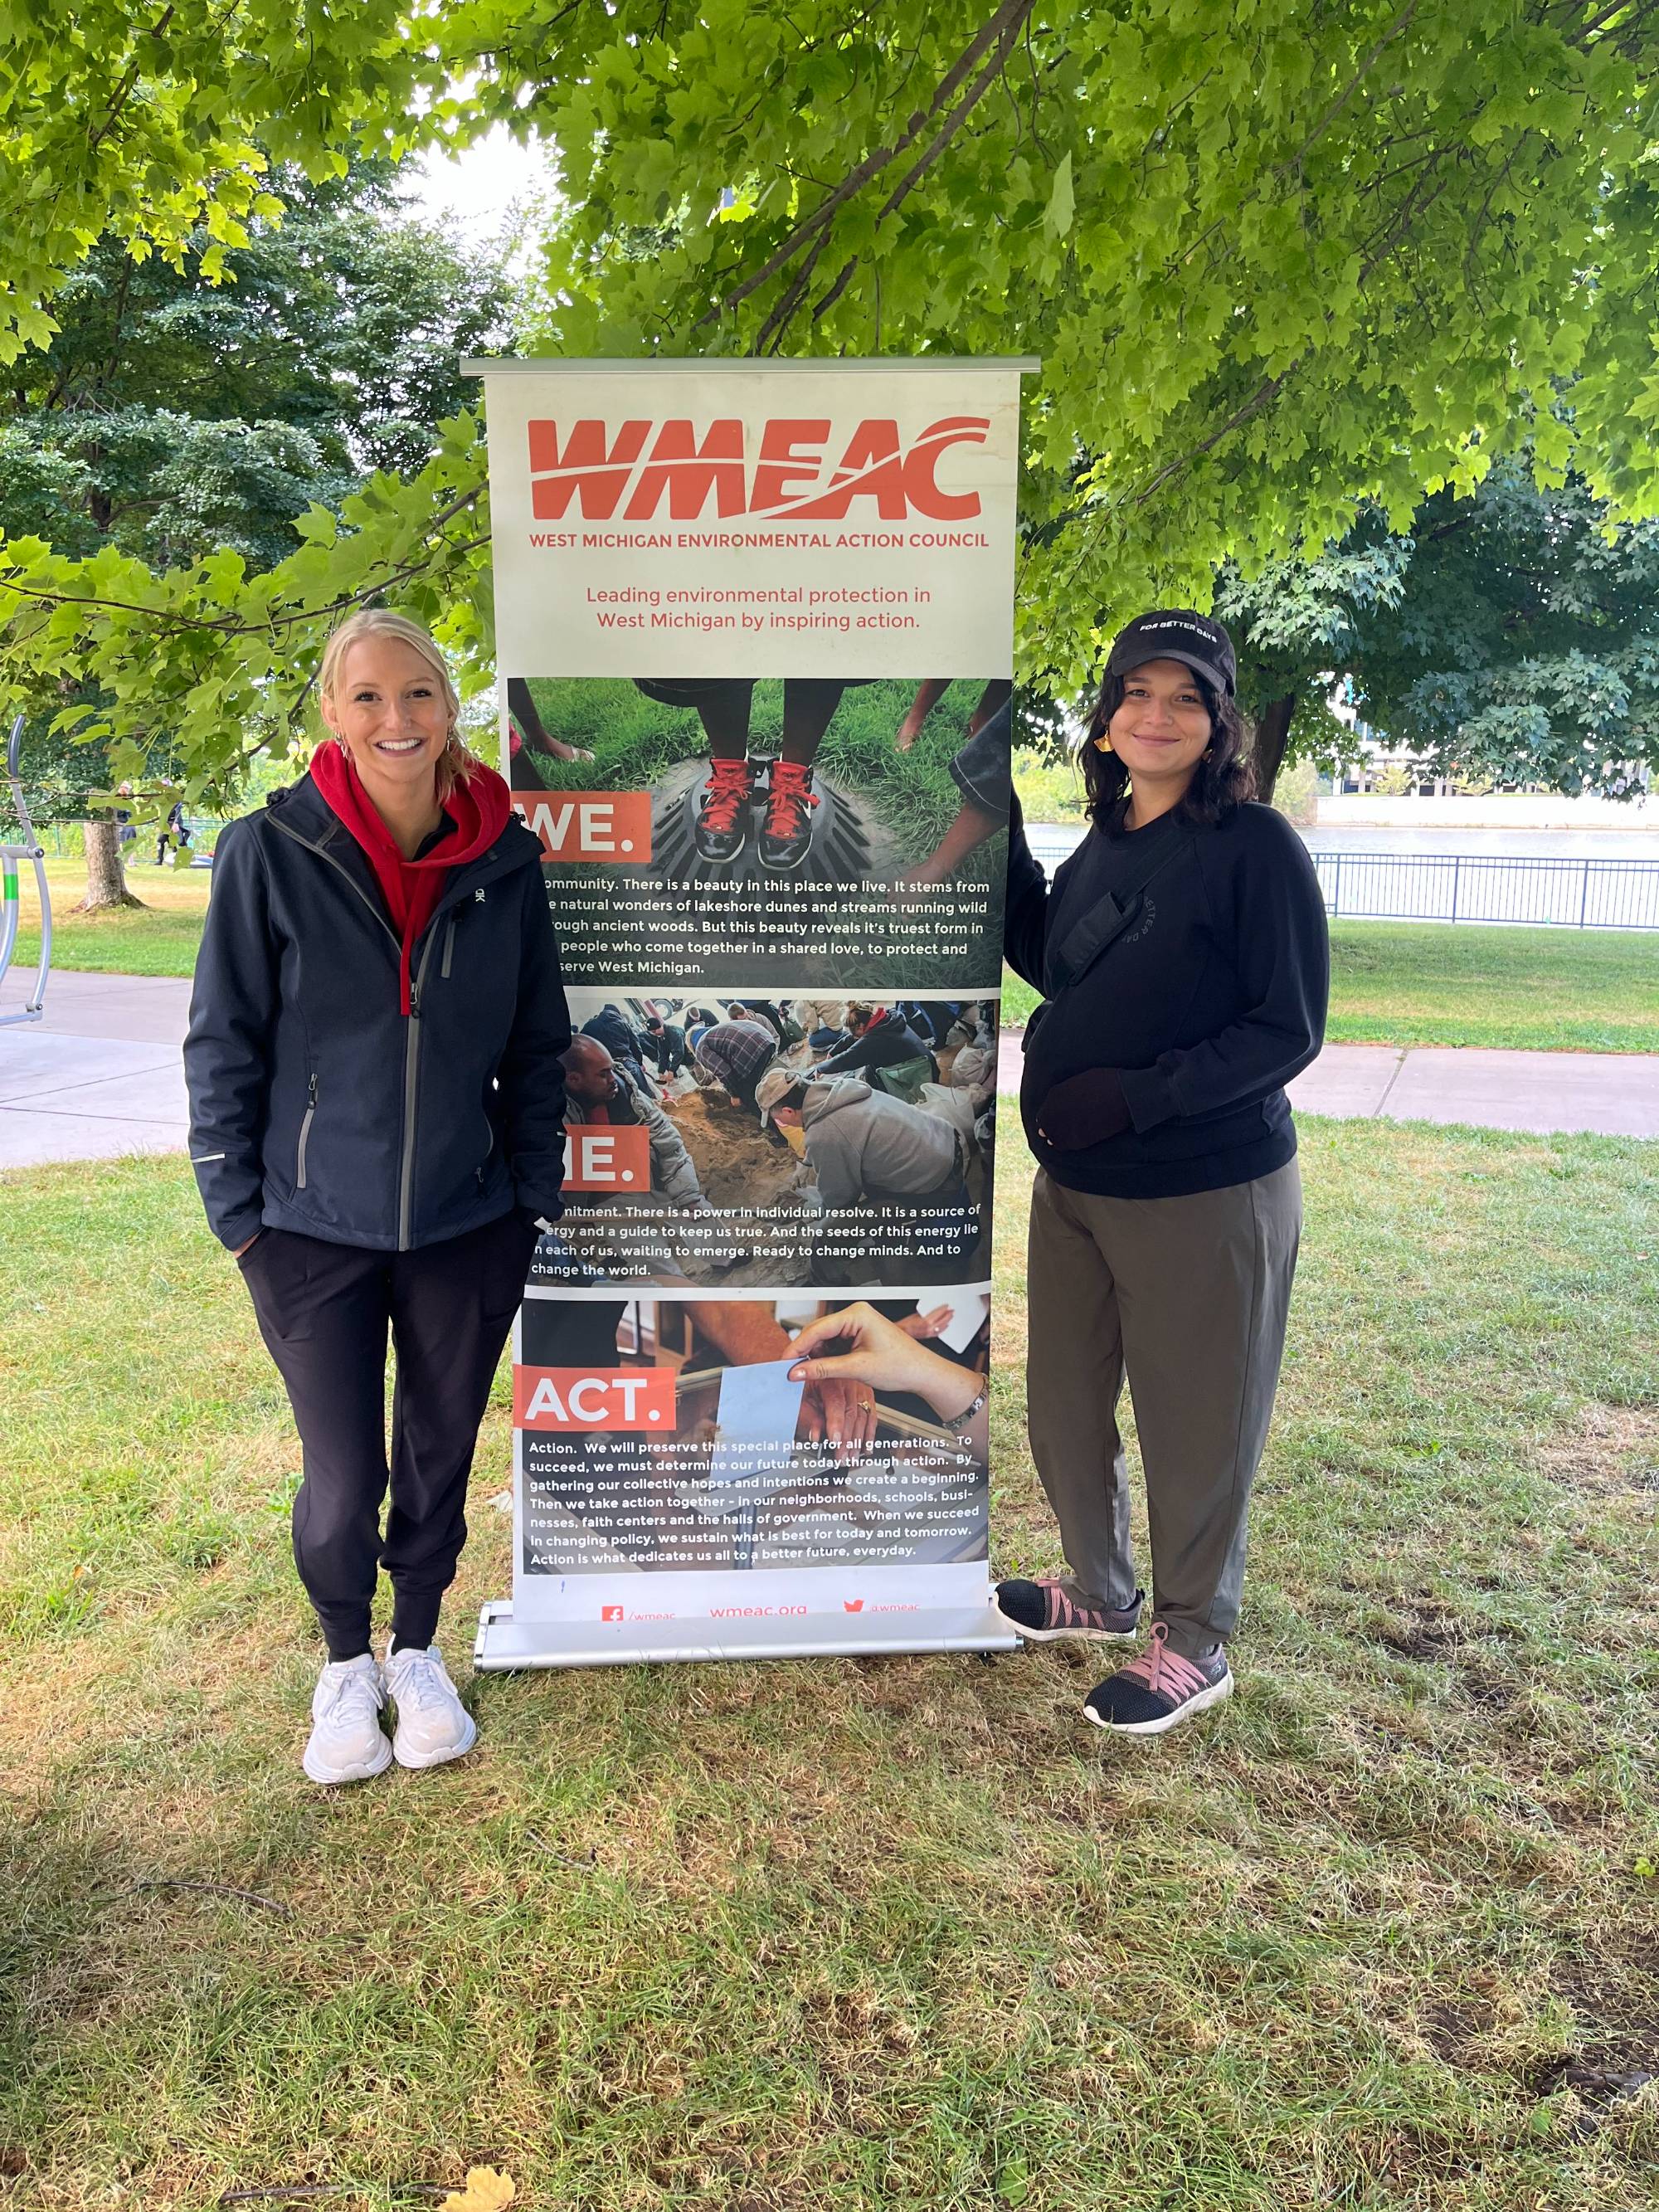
[310, 745, 513, 1014]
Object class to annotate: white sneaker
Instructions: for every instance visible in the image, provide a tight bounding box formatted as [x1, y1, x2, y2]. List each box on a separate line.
[382, 1641, 478, 1770]
[302, 1653, 393, 1786]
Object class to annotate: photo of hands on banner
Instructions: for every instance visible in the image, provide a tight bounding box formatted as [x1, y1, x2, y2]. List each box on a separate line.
[506, 675, 1011, 990]
[515, 1292, 990, 1577]
[539, 990, 998, 1289]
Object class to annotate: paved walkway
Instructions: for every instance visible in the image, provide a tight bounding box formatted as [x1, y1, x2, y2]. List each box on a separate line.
[2, 971, 1657, 1171]
[0, 972, 191, 1166]
[995, 1032, 1659, 1137]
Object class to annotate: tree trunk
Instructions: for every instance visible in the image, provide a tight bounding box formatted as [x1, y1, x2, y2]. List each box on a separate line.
[1251, 692, 1298, 806]
[74, 819, 146, 912]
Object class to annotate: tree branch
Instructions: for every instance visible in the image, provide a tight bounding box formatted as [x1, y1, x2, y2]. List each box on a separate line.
[0, 499, 485, 646]
[874, 6, 1032, 223]
[698, 0, 1036, 326]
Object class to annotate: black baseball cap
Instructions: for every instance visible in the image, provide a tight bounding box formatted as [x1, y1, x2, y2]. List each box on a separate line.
[1106, 610, 1236, 699]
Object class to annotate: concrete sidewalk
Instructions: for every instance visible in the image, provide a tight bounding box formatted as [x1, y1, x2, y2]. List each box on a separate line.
[0, 972, 192, 1167]
[2, 970, 1658, 1171]
[995, 1032, 1659, 1136]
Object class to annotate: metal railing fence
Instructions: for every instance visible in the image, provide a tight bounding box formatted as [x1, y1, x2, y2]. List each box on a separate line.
[1022, 821, 1659, 930]
[1311, 851, 1659, 930]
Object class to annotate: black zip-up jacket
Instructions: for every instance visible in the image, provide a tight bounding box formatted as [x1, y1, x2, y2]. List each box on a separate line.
[185, 773, 571, 1252]
[1006, 792, 1328, 1199]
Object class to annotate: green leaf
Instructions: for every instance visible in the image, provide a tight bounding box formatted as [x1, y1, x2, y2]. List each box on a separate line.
[1044, 152, 1074, 241]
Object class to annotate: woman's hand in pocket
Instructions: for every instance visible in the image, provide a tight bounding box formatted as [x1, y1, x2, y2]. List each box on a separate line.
[1038, 1069, 1131, 1150]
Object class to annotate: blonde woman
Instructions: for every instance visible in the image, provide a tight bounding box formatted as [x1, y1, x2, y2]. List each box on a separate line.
[184, 611, 571, 1784]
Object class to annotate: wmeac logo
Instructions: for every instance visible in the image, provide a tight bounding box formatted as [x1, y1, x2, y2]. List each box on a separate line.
[527, 416, 989, 524]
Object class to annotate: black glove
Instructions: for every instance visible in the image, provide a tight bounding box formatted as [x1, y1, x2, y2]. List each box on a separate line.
[1038, 1068, 1132, 1150]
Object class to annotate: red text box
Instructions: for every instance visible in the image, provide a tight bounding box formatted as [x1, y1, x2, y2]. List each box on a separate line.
[513, 1365, 676, 1432]
[564, 1123, 652, 1194]
[514, 791, 652, 864]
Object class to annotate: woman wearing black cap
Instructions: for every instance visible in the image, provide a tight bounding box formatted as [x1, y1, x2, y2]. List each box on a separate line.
[995, 611, 1328, 1735]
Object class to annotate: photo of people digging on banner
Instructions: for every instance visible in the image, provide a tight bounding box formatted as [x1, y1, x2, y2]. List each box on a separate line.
[515, 1289, 990, 1580]
[538, 991, 997, 1289]
[505, 674, 1010, 990]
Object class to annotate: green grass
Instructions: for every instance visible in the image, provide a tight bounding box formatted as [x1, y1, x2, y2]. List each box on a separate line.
[2, 1115, 1657, 2210]
[8, 857, 211, 978]
[1001, 919, 1659, 1053]
[12, 842, 1659, 1057]
[1320, 920, 1659, 1052]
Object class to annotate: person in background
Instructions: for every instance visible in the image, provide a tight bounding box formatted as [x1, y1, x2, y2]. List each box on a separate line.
[185, 610, 569, 1787]
[788, 1301, 988, 1459]
[640, 1013, 688, 1079]
[505, 675, 594, 785]
[996, 610, 1327, 1736]
[635, 675, 851, 873]
[811, 1003, 937, 1089]
[725, 999, 804, 1050]
[155, 799, 191, 866]
[791, 996, 848, 1035]
[693, 1015, 782, 1118]
[580, 1004, 654, 1098]
[561, 1036, 712, 1212]
[896, 681, 1013, 887]
[894, 1000, 964, 1050]
[684, 1004, 722, 1057]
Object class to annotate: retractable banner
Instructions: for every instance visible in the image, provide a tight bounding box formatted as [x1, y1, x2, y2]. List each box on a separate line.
[469, 357, 1035, 1670]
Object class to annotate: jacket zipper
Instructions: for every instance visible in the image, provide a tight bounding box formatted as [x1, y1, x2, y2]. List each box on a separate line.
[397, 928, 443, 1250]
[268, 811, 508, 1246]
[296, 1072, 318, 1189]
[441, 914, 456, 979]
[268, 816, 403, 953]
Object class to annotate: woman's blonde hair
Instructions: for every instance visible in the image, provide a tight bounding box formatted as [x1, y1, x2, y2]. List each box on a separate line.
[317, 609, 480, 800]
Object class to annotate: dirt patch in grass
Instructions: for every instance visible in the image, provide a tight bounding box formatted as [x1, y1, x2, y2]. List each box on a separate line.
[1536, 1401, 1659, 1493]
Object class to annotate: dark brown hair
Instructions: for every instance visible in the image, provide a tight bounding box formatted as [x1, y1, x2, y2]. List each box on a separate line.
[1081, 667, 1255, 831]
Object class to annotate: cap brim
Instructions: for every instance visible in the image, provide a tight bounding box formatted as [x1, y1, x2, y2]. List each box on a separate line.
[1112, 645, 1233, 697]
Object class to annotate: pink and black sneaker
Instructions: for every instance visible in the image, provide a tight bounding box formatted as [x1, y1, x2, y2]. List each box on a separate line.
[1083, 1621, 1232, 1735]
[993, 1578, 1144, 1644]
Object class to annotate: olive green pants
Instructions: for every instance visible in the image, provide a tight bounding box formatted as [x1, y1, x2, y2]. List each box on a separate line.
[1024, 1159, 1302, 1659]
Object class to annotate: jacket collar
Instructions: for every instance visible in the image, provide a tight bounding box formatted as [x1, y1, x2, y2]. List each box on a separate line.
[265, 771, 543, 913]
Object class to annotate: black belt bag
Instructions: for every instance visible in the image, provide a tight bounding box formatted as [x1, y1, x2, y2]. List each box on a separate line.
[1022, 829, 1196, 1055]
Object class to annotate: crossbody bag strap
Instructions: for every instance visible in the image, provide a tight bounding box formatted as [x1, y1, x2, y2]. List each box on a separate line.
[1044, 827, 1196, 996]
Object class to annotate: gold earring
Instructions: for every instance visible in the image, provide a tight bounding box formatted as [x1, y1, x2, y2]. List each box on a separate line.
[1094, 734, 1114, 754]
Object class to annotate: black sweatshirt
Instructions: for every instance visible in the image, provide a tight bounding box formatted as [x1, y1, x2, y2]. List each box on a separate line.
[1005, 792, 1329, 1198]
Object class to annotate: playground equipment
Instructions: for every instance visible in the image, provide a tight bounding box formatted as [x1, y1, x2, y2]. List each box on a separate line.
[0, 714, 51, 1028]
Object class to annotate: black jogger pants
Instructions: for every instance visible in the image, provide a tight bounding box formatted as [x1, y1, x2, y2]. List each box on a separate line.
[238, 1210, 537, 1659]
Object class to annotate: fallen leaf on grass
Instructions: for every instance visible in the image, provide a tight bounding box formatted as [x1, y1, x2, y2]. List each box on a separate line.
[438, 2170, 515, 2211]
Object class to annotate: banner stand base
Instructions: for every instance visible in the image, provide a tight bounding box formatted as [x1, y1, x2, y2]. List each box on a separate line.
[474, 1599, 1019, 1672]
